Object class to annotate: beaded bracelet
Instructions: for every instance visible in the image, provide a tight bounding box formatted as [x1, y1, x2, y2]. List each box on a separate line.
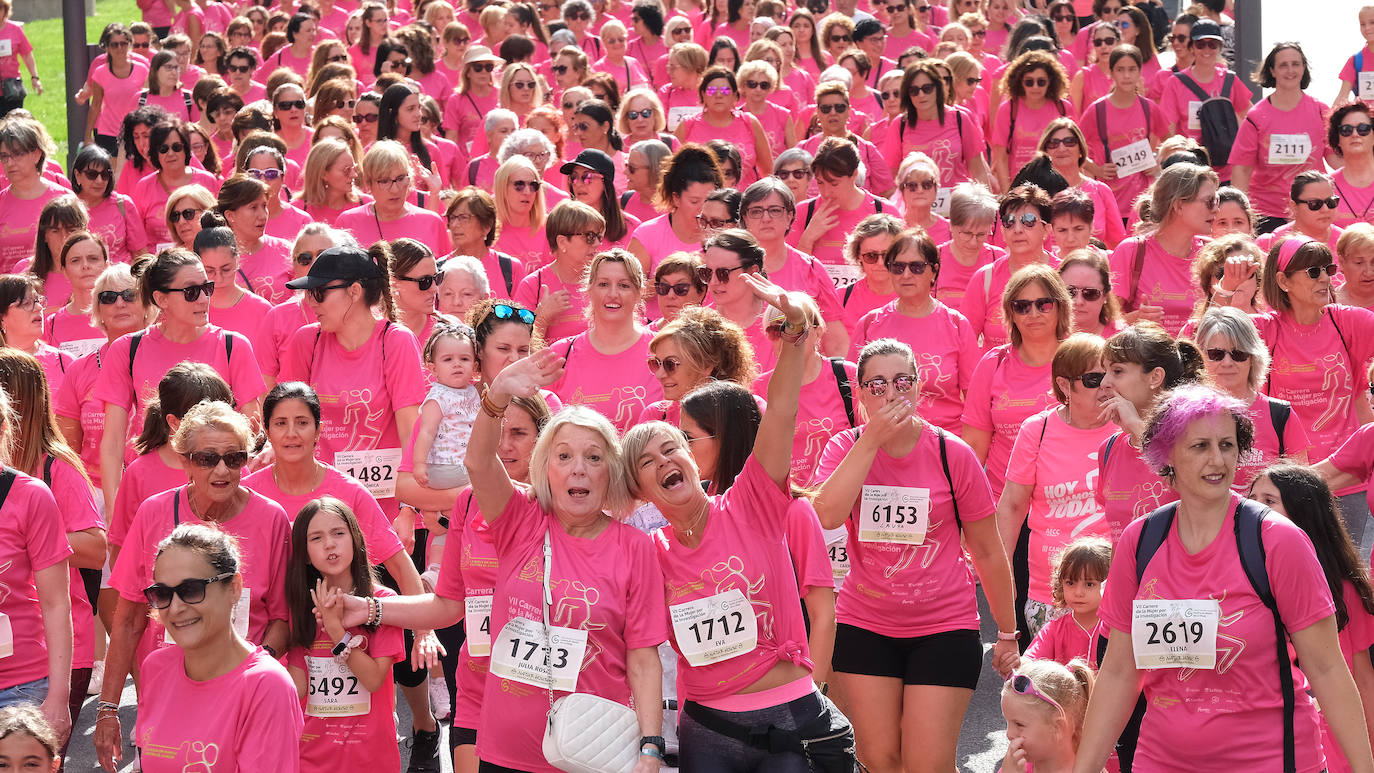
[480, 388, 508, 419]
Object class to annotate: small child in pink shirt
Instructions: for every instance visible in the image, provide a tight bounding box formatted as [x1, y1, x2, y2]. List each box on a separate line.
[1024, 537, 1111, 664]
[411, 321, 480, 490]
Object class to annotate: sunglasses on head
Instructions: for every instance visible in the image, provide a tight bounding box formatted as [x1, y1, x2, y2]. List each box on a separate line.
[158, 142, 185, 155]
[1002, 212, 1041, 229]
[1295, 195, 1340, 211]
[469, 61, 494, 72]
[859, 374, 916, 396]
[1076, 371, 1106, 388]
[1008, 672, 1065, 716]
[696, 264, 750, 284]
[397, 271, 445, 291]
[143, 572, 235, 609]
[817, 101, 848, 114]
[98, 288, 138, 305]
[656, 281, 693, 296]
[491, 303, 536, 324]
[1010, 297, 1056, 315]
[159, 281, 215, 302]
[1066, 286, 1103, 301]
[1340, 122, 1374, 137]
[646, 355, 682, 374]
[1205, 348, 1251, 363]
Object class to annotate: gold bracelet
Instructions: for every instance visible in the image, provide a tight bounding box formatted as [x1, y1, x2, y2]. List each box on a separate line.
[480, 388, 508, 419]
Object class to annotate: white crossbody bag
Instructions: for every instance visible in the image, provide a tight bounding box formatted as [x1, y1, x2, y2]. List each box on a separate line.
[539, 531, 643, 773]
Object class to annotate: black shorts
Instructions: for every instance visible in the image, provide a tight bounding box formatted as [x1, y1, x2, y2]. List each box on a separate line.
[450, 725, 477, 748]
[831, 624, 982, 688]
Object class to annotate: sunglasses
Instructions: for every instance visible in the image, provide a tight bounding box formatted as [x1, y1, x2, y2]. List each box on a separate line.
[572, 121, 593, 132]
[107, 40, 131, 49]
[551, 64, 569, 74]
[491, 303, 536, 324]
[880, 90, 899, 100]
[909, 82, 938, 96]
[1022, 77, 1049, 88]
[1295, 263, 1339, 280]
[887, 260, 930, 276]
[704, 86, 734, 96]
[817, 102, 849, 114]
[646, 355, 683, 374]
[1093, 36, 1119, 46]
[859, 374, 916, 396]
[158, 142, 185, 155]
[885, 3, 905, 11]
[247, 168, 283, 181]
[1051, 13, 1074, 21]
[1066, 286, 1103, 301]
[397, 271, 445, 291]
[573, 231, 604, 245]
[275, 99, 306, 111]
[1008, 673, 1065, 716]
[168, 207, 200, 223]
[972, 29, 987, 38]
[469, 62, 495, 72]
[226, 64, 252, 73]
[159, 281, 215, 302]
[775, 169, 809, 180]
[1002, 212, 1041, 229]
[570, 171, 604, 185]
[745, 80, 772, 90]
[512, 179, 541, 193]
[143, 572, 235, 609]
[186, 449, 250, 469]
[625, 108, 653, 120]
[1045, 135, 1079, 149]
[1010, 297, 1056, 315]
[352, 112, 380, 124]
[509, 81, 537, 93]
[80, 168, 113, 181]
[295, 251, 316, 266]
[329, 53, 350, 63]
[696, 264, 750, 284]
[1076, 371, 1106, 388]
[1295, 195, 1340, 211]
[696, 214, 736, 230]
[1340, 122, 1374, 137]
[331, 99, 358, 110]
[829, 35, 852, 43]
[1205, 348, 1252, 363]
[307, 282, 352, 303]
[656, 281, 693, 296]
[1192, 39, 1221, 50]
[98, 288, 138, 305]
[1169, 33, 1189, 43]
[967, 76, 983, 86]
[901, 179, 937, 192]
[567, 11, 590, 19]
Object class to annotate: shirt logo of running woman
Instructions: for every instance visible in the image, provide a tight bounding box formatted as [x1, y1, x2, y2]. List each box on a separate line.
[690, 556, 776, 641]
[336, 387, 387, 449]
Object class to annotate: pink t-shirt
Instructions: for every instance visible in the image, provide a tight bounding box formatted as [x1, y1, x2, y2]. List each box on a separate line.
[1253, 306, 1374, 462]
[1005, 408, 1118, 603]
[754, 358, 857, 487]
[878, 105, 986, 185]
[1332, 167, 1374, 230]
[1328, 423, 1374, 525]
[853, 300, 980, 433]
[43, 306, 103, 354]
[1077, 177, 1126, 248]
[243, 464, 404, 565]
[1322, 580, 1374, 773]
[472, 248, 528, 300]
[1229, 95, 1330, 219]
[1024, 612, 1106, 664]
[87, 193, 150, 264]
[93, 325, 266, 438]
[656, 456, 814, 701]
[840, 278, 895, 336]
[548, 330, 664, 433]
[237, 236, 294, 305]
[254, 46, 312, 82]
[799, 133, 896, 198]
[992, 98, 1074, 175]
[286, 588, 404, 773]
[258, 297, 315, 380]
[90, 59, 152, 136]
[789, 192, 891, 266]
[961, 345, 1057, 496]
[0, 21, 32, 80]
[630, 212, 697, 275]
[111, 487, 291, 647]
[936, 241, 1004, 311]
[491, 223, 550, 270]
[132, 167, 222, 247]
[1080, 95, 1169, 213]
[1109, 235, 1207, 336]
[1234, 393, 1312, 492]
[47, 455, 103, 670]
[264, 203, 314, 244]
[139, 90, 196, 123]
[512, 264, 590, 344]
[108, 451, 183, 548]
[1158, 66, 1253, 180]
[1093, 430, 1178, 543]
[813, 424, 995, 637]
[209, 290, 275, 354]
[433, 488, 498, 729]
[960, 255, 1045, 351]
[0, 179, 68, 273]
[52, 345, 111, 487]
[335, 203, 449, 255]
[1099, 495, 1332, 773]
[0, 472, 70, 688]
[135, 646, 304, 773]
[478, 492, 668, 772]
[766, 246, 844, 325]
[786, 494, 833, 597]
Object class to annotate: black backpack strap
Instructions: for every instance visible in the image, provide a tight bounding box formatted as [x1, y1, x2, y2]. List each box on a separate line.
[0, 467, 15, 506]
[804, 199, 817, 228]
[1102, 431, 1120, 468]
[564, 337, 575, 359]
[619, 190, 632, 208]
[1127, 238, 1147, 309]
[829, 357, 854, 428]
[467, 158, 480, 187]
[1175, 72, 1210, 101]
[225, 332, 235, 363]
[173, 485, 183, 525]
[842, 283, 856, 304]
[1220, 71, 1235, 99]
[1268, 398, 1292, 458]
[1095, 100, 1111, 161]
[498, 253, 514, 295]
[873, 198, 883, 213]
[1234, 499, 1294, 773]
[138, 90, 148, 107]
[127, 331, 144, 377]
[1133, 502, 1178, 583]
[937, 429, 961, 530]
[41, 456, 54, 487]
[1008, 99, 1018, 147]
[183, 90, 193, 116]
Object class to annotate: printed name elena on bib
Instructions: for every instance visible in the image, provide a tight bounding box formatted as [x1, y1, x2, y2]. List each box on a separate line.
[1268, 133, 1311, 165]
[490, 616, 589, 692]
[1130, 598, 1220, 669]
[669, 588, 758, 667]
[306, 656, 371, 717]
[335, 448, 402, 499]
[1112, 139, 1154, 177]
[858, 485, 931, 544]
[465, 595, 493, 657]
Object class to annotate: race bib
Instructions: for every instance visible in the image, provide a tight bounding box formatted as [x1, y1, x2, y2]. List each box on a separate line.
[666, 105, 702, 131]
[669, 588, 758, 667]
[1131, 599, 1220, 669]
[1111, 139, 1155, 178]
[490, 616, 588, 692]
[335, 448, 402, 499]
[58, 338, 104, 359]
[1267, 133, 1311, 165]
[1187, 101, 1202, 132]
[933, 187, 953, 217]
[858, 485, 931, 544]
[465, 595, 493, 657]
[824, 262, 862, 290]
[1360, 71, 1374, 98]
[165, 587, 250, 644]
[155, 242, 175, 254]
[0, 40, 13, 57]
[305, 655, 371, 717]
[0, 613, 11, 659]
[826, 540, 850, 585]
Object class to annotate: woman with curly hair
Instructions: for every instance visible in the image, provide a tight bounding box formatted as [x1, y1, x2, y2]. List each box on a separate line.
[638, 304, 757, 426]
[992, 51, 1072, 192]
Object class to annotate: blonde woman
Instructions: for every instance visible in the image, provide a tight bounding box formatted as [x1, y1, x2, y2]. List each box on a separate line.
[499, 61, 547, 124]
[297, 139, 367, 225]
[335, 140, 447, 246]
[491, 155, 550, 268]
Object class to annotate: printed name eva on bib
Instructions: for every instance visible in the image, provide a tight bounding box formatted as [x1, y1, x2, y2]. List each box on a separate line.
[670, 588, 758, 667]
[306, 656, 371, 717]
[1131, 598, 1220, 669]
[465, 595, 493, 657]
[858, 485, 931, 544]
[335, 448, 402, 499]
[490, 616, 588, 692]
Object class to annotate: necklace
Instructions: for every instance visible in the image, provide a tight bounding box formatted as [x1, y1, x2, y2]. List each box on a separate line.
[679, 499, 709, 538]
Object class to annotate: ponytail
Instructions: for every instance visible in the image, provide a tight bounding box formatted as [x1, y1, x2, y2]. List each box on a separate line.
[608, 125, 624, 152]
[365, 241, 397, 322]
[1173, 338, 1205, 388]
[1064, 658, 1096, 743]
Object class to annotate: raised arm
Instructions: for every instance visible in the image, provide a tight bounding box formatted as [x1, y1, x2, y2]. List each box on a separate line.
[743, 276, 809, 489]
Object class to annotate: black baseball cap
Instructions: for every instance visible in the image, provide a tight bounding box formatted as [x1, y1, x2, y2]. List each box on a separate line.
[285, 246, 381, 290]
[559, 149, 617, 184]
[1190, 19, 1223, 43]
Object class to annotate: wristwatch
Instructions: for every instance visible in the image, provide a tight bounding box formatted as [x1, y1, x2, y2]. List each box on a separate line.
[640, 735, 666, 758]
[997, 630, 1021, 641]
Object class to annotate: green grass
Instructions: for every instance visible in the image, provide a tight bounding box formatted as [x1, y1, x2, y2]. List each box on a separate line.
[21, 0, 141, 155]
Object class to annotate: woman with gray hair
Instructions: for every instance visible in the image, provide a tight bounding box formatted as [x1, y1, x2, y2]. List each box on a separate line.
[497, 127, 570, 203]
[772, 146, 815, 207]
[936, 182, 1002, 310]
[623, 138, 672, 221]
[436, 253, 490, 319]
[0, 115, 71, 272]
[1192, 306, 1310, 490]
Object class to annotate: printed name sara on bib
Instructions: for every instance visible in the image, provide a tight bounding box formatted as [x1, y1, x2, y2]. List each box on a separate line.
[335, 448, 402, 499]
[1112, 139, 1155, 177]
[1130, 598, 1220, 669]
[858, 485, 931, 544]
[670, 588, 758, 667]
[490, 616, 589, 692]
[465, 595, 493, 657]
[306, 656, 371, 717]
[1268, 133, 1311, 165]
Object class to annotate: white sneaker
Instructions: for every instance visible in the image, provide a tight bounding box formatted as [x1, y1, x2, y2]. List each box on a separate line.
[428, 677, 451, 721]
[88, 660, 104, 695]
